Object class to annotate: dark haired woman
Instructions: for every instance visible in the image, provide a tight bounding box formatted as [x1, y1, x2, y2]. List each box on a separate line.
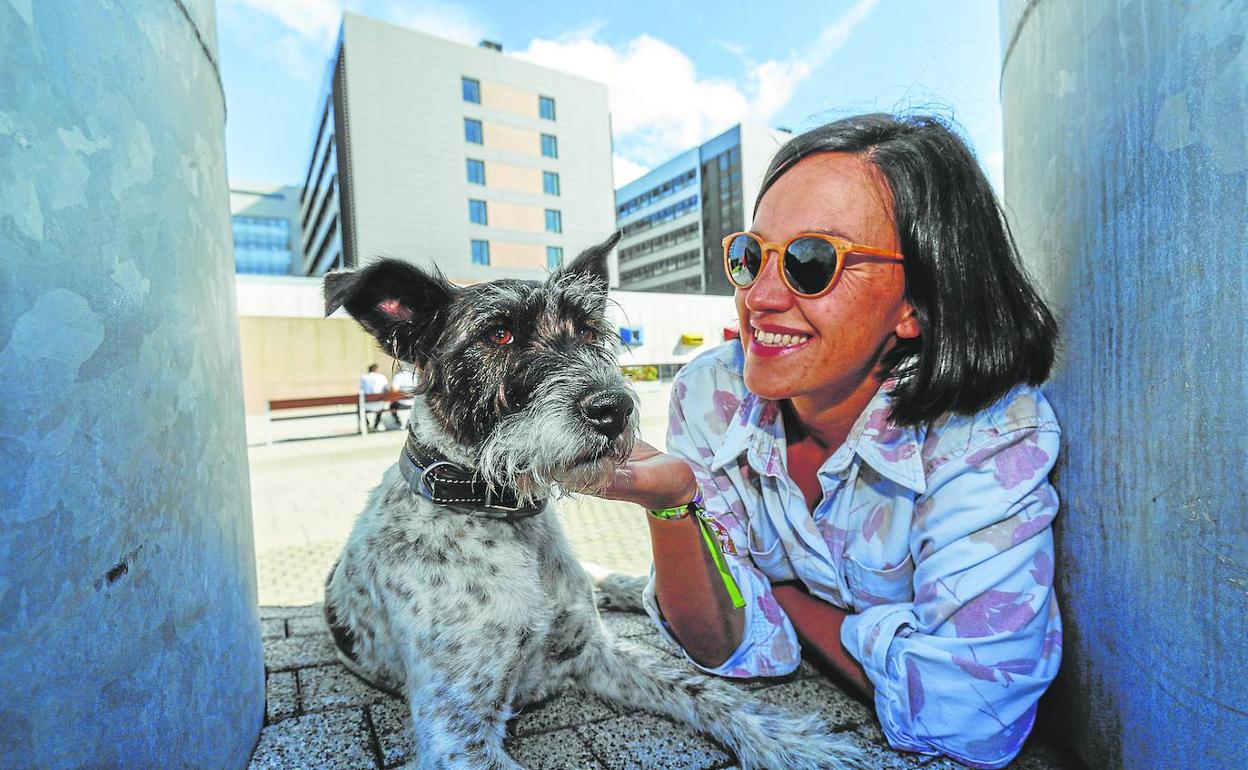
[603, 114, 1061, 769]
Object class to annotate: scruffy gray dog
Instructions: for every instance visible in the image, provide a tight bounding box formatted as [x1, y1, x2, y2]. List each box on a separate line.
[322, 233, 862, 770]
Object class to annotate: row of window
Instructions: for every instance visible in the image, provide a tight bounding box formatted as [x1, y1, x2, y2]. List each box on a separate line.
[617, 169, 697, 217]
[618, 222, 699, 263]
[619, 248, 700, 284]
[467, 200, 563, 233]
[620, 195, 699, 237]
[469, 240, 565, 270]
[461, 77, 556, 120]
[463, 118, 559, 158]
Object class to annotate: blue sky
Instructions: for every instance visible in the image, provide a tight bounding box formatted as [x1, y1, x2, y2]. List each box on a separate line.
[219, 0, 1004, 189]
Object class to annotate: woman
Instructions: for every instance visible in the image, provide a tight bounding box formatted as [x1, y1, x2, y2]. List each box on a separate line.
[604, 114, 1061, 769]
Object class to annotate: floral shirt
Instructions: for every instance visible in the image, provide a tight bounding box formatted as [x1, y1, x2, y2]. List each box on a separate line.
[642, 342, 1062, 769]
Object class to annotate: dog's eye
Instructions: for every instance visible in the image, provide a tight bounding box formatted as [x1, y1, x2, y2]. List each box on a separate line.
[488, 328, 514, 346]
[580, 329, 597, 343]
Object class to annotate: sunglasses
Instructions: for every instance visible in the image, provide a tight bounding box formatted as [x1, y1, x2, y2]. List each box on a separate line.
[722, 231, 904, 298]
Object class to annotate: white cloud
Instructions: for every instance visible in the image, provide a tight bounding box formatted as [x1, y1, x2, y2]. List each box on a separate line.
[613, 153, 649, 187]
[224, 0, 344, 43]
[384, 1, 489, 46]
[516, 0, 878, 175]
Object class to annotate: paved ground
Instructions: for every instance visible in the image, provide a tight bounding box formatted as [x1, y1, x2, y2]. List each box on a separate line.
[247, 382, 1070, 769]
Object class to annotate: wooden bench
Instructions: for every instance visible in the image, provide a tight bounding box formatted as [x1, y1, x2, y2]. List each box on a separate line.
[264, 391, 406, 445]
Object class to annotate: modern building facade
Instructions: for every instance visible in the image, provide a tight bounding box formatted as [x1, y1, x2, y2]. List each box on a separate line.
[614, 123, 791, 294]
[299, 13, 616, 283]
[229, 182, 304, 275]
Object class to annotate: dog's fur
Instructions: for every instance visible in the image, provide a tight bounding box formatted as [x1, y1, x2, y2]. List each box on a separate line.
[322, 234, 863, 770]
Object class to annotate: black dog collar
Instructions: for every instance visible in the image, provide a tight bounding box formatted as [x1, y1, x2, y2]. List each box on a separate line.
[398, 429, 547, 521]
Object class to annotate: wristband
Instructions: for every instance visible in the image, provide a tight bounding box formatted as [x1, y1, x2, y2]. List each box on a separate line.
[648, 489, 702, 520]
[650, 491, 745, 609]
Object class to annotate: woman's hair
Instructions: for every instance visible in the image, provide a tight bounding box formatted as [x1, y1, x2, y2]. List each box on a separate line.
[757, 113, 1058, 426]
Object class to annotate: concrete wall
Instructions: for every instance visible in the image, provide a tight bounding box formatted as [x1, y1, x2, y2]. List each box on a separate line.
[999, 2, 1247, 768]
[234, 274, 738, 415]
[0, 1, 264, 766]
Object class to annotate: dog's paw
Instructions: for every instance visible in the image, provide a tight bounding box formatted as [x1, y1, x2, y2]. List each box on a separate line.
[593, 573, 649, 614]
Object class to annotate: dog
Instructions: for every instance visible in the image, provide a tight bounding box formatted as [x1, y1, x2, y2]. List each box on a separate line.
[321, 233, 863, 770]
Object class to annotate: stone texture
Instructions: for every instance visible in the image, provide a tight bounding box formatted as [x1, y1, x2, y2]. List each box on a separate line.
[513, 691, 619, 737]
[265, 671, 299, 724]
[508, 726, 607, 770]
[288, 614, 329, 637]
[599, 611, 658, 640]
[261, 618, 287, 641]
[369, 700, 415, 768]
[577, 712, 730, 770]
[247, 709, 376, 770]
[264, 632, 340, 672]
[300, 664, 396, 713]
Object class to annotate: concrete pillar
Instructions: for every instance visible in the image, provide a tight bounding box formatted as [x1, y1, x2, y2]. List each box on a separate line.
[999, 2, 1247, 768]
[0, 1, 263, 767]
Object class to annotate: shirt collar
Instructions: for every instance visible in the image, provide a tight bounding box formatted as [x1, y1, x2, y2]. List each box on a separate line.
[710, 382, 927, 495]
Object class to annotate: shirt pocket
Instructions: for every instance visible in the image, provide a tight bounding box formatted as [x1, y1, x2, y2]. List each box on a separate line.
[746, 516, 795, 581]
[842, 554, 914, 610]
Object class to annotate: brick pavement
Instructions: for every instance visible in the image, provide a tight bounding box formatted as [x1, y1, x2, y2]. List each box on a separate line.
[250, 603, 1070, 770]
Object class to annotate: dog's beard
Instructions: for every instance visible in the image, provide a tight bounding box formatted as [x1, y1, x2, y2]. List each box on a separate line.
[475, 389, 638, 505]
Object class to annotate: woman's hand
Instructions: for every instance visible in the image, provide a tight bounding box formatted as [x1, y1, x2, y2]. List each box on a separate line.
[601, 439, 699, 511]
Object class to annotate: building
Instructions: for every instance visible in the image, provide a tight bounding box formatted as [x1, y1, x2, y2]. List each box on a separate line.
[299, 13, 616, 282]
[229, 182, 304, 275]
[614, 123, 791, 294]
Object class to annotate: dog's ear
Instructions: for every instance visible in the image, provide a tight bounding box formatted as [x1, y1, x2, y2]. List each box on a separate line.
[324, 258, 458, 364]
[557, 231, 621, 286]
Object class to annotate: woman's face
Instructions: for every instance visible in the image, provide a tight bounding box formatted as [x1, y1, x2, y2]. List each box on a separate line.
[736, 152, 919, 411]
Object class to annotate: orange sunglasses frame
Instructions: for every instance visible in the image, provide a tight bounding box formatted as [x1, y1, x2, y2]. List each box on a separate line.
[721, 231, 904, 298]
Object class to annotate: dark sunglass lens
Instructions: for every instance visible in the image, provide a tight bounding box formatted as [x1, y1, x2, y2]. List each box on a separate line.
[784, 237, 840, 295]
[726, 235, 763, 286]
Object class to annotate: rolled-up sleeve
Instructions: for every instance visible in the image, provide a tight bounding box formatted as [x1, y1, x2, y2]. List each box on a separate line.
[841, 425, 1063, 769]
[642, 375, 801, 678]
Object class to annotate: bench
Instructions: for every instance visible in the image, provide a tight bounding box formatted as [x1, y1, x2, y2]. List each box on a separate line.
[264, 391, 407, 445]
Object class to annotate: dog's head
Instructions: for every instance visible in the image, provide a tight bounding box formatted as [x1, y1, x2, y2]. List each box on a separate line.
[324, 232, 637, 501]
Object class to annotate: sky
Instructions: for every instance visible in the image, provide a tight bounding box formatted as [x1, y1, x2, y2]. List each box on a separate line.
[218, 0, 1005, 191]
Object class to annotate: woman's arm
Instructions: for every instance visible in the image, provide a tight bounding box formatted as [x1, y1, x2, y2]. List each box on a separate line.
[603, 439, 746, 667]
[772, 583, 872, 697]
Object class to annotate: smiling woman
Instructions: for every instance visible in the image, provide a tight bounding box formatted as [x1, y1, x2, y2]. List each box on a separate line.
[599, 113, 1061, 769]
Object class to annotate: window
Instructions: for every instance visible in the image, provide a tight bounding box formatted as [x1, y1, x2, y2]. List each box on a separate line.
[468, 199, 488, 225]
[545, 209, 562, 233]
[541, 134, 558, 158]
[464, 118, 483, 144]
[542, 171, 560, 196]
[546, 246, 563, 270]
[462, 77, 481, 103]
[466, 159, 485, 185]
[471, 239, 490, 265]
[539, 95, 556, 120]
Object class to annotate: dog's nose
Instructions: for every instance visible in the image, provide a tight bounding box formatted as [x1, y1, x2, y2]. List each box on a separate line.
[580, 390, 634, 439]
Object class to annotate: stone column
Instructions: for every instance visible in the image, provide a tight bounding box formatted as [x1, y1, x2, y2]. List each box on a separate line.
[0, 1, 263, 766]
[1000, 1, 1247, 768]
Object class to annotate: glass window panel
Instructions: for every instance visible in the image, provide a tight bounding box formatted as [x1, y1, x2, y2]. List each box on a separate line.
[464, 118, 483, 144]
[543, 171, 560, 196]
[541, 134, 558, 158]
[539, 95, 556, 120]
[471, 239, 490, 265]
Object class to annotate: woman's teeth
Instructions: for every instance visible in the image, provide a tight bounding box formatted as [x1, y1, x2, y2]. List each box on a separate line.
[754, 329, 810, 347]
